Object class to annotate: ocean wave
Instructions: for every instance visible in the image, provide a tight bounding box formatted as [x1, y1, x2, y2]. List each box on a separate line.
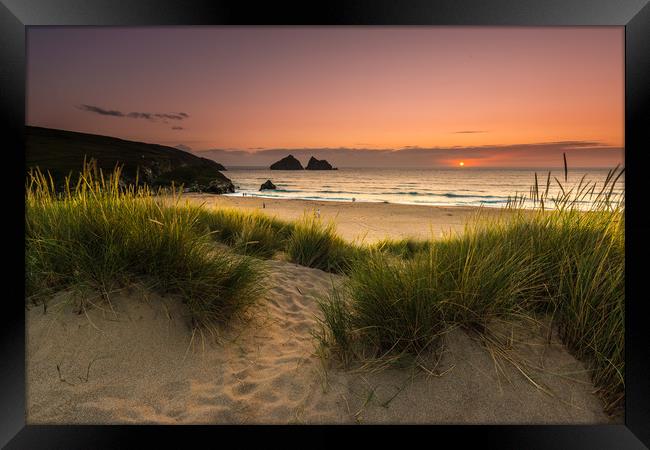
[438, 192, 502, 199]
[316, 190, 365, 195]
[303, 196, 354, 201]
[238, 188, 509, 202]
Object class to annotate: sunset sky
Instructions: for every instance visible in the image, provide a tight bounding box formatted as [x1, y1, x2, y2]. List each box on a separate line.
[27, 27, 624, 168]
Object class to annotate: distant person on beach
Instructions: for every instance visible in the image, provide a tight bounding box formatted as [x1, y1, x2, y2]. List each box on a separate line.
[352, 197, 356, 202]
[316, 208, 321, 218]
[262, 202, 265, 209]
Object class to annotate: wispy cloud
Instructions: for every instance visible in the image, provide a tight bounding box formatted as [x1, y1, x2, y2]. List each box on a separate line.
[78, 104, 124, 117]
[124, 111, 152, 120]
[453, 130, 488, 134]
[171, 126, 184, 130]
[155, 113, 188, 121]
[77, 105, 189, 122]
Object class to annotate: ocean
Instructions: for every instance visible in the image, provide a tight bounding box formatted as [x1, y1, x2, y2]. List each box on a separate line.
[223, 168, 624, 209]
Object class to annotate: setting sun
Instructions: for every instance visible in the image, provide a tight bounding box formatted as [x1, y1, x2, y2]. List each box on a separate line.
[459, 161, 465, 167]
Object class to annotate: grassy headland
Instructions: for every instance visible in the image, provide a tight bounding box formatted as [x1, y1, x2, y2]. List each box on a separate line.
[26, 126, 234, 193]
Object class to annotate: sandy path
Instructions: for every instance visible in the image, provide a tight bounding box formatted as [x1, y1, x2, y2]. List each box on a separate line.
[176, 195, 510, 243]
[27, 259, 612, 424]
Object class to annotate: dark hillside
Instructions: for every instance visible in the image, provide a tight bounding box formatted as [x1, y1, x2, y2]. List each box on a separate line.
[25, 126, 234, 193]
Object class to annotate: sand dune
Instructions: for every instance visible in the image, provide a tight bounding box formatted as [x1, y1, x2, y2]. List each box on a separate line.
[27, 259, 612, 424]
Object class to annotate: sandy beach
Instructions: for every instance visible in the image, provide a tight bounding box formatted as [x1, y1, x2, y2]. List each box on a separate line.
[27, 258, 612, 424]
[26, 198, 615, 424]
[179, 194, 512, 243]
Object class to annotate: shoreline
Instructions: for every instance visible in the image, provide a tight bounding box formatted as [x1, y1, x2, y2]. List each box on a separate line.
[223, 191, 513, 209]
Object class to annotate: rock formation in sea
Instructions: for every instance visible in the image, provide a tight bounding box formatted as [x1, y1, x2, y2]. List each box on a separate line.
[270, 155, 304, 170]
[305, 156, 335, 170]
[260, 180, 277, 191]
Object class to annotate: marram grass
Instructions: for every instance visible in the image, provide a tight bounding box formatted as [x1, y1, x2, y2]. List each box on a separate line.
[26, 163, 265, 327]
[194, 206, 293, 258]
[285, 214, 360, 273]
[317, 167, 625, 415]
[372, 237, 432, 259]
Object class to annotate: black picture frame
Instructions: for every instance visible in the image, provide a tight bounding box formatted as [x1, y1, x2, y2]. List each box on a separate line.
[1, 1, 649, 448]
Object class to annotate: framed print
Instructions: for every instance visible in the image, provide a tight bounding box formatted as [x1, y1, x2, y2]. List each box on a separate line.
[1, 0, 649, 448]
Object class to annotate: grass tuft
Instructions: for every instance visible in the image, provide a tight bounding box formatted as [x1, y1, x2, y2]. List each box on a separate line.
[285, 214, 358, 273]
[26, 161, 265, 326]
[317, 167, 625, 415]
[372, 238, 432, 259]
[194, 207, 292, 258]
